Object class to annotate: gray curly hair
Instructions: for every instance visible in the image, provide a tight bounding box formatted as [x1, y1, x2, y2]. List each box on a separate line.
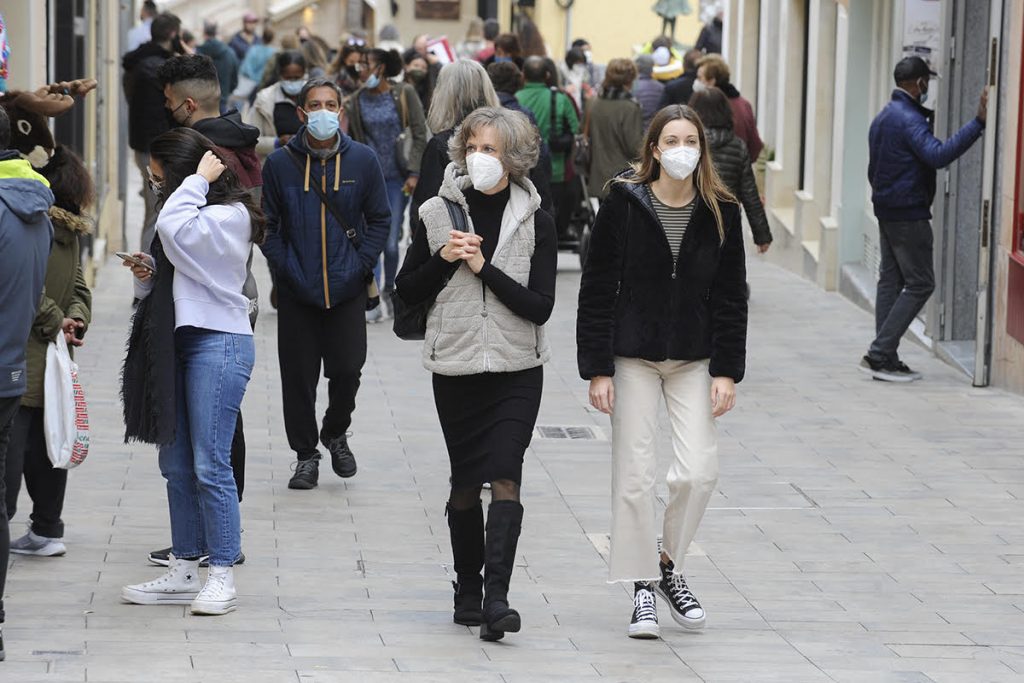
[448, 107, 540, 182]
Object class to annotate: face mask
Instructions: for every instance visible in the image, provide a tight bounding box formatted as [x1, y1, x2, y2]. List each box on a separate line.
[692, 80, 708, 93]
[170, 100, 193, 126]
[406, 69, 427, 83]
[346, 64, 361, 79]
[917, 78, 928, 104]
[147, 169, 165, 199]
[584, 50, 593, 64]
[280, 78, 305, 96]
[494, 56, 512, 63]
[465, 152, 505, 192]
[658, 145, 701, 181]
[304, 109, 340, 141]
[365, 73, 381, 89]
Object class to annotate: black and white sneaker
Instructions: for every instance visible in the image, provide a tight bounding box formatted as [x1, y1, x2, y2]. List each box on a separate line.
[655, 562, 706, 631]
[288, 456, 321, 489]
[148, 547, 245, 567]
[0, 625, 5, 661]
[894, 360, 922, 381]
[858, 355, 916, 383]
[322, 435, 357, 478]
[628, 582, 660, 639]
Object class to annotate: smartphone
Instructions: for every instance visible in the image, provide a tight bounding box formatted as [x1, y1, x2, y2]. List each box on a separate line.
[116, 252, 155, 273]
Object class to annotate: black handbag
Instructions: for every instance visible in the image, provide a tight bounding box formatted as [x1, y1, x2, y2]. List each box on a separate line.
[284, 148, 380, 311]
[392, 198, 466, 340]
[548, 87, 575, 154]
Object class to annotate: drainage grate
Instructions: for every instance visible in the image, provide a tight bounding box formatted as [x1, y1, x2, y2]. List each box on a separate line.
[534, 425, 605, 440]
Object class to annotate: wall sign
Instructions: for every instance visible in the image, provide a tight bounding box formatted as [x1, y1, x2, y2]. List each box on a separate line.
[415, 0, 460, 21]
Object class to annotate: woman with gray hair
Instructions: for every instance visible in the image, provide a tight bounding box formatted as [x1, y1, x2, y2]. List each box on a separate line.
[395, 107, 557, 642]
[410, 59, 501, 231]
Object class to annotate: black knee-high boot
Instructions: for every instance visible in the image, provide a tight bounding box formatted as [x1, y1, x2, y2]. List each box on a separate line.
[447, 502, 484, 625]
[480, 500, 523, 641]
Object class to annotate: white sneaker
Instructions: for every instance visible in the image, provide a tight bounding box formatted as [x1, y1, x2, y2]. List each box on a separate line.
[628, 582, 660, 639]
[191, 566, 237, 615]
[122, 556, 201, 605]
[10, 530, 66, 556]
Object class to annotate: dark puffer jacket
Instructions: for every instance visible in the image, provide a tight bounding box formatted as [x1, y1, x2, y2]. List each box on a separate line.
[706, 127, 771, 246]
[577, 172, 747, 381]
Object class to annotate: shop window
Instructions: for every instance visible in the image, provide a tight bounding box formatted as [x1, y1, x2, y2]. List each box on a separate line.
[1006, 39, 1024, 344]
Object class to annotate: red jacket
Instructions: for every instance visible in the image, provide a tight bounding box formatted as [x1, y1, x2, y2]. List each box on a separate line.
[723, 85, 763, 163]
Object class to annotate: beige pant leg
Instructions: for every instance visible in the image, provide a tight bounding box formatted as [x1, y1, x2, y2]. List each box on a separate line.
[660, 360, 718, 572]
[608, 357, 664, 583]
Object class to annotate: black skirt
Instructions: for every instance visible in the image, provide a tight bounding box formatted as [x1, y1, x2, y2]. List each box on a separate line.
[432, 366, 543, 490]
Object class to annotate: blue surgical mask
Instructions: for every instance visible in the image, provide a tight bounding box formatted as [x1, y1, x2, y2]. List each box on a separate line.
[304, 109, 340, 141]
[365, 73, 381, 90]
[280, 78, 305, 96]
[495, 56, 512, 63]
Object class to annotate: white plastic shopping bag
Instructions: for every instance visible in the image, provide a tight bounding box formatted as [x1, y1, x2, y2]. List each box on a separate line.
[43, 332, 89, 469]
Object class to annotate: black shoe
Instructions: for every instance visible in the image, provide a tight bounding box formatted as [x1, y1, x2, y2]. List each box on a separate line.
[288, 456, 321, 489]
[0, 626, 5, 661]
[654, 560, 705, 631]
[858, 355, 917, 383]
[628, 582, 660, 639]
[322, 435, 357, 478]
[447, 502, 485, 626]
[480, 500, 524, 641]
[894, 360, 922, 380]
[148, 547, 244, 567]
[452, 580, 484, 626]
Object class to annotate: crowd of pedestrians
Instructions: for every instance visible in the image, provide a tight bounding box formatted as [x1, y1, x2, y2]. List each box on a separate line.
[0, 2, 990, 663]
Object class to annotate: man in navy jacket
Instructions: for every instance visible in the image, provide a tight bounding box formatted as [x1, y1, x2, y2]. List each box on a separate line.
[860, 56, 987, 382]
[260, 79, 390, 490]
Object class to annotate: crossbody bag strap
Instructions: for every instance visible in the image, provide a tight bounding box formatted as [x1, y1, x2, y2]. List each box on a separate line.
[442, 197, 467, 233]
[549, 87, 560, 136]
[399, 86, 409, 129]
[284, 147, 362, 249]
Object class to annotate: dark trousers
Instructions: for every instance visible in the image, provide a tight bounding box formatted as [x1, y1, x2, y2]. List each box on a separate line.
[551, 180, 578, 241]
[0, 395, 22, 624]
[277, 288, 367, 457]
[4, 407, 67, 538]
[869, 219, 936, 363]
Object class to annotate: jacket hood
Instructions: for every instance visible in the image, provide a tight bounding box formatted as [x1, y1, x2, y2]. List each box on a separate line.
[193, 109, 260, 149]
[720, 82, 741, 99]
[0, 176, 55, 223]
[438, 162, 542, 222]
[123, 41, 171, 70]
[705, 126, 737, 150]
[49, 205, 91, 235]
[286, 126, 353, 158]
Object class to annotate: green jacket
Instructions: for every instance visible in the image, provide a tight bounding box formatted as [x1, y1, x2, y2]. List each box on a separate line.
[22, 206, 92, 408]
[516, 83, 579, 183]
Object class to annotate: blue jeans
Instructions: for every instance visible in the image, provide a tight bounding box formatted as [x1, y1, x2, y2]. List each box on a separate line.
[868, 220, 936, 363]
[373, 178, 409, 291]
[159, 327, 254, 567]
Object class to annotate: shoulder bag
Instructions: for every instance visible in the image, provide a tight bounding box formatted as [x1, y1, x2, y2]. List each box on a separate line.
[284, 147, 380, 310]
[395, 86, 414, 176]
[392, 198, 466, 340]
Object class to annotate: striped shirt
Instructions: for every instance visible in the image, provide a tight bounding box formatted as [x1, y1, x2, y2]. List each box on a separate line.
[648, 186, 695, 264]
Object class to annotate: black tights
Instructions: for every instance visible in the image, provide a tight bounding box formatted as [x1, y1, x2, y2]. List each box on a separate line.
[449, 479, 520, 510]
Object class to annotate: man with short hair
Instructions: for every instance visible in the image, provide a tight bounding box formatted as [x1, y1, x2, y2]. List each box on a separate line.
[860, 56, 987, 382]
[126, 0, 158, 52]
[229, 12, 262, 61]
[516, 56, 578, 242]
[260, 79, 390, 490]
[632, 54, 664, 129]
[197, 22, 239, 113]
[659, 48, 702, 109]
[122, 11, 182, 252]
[0, 105, 53, 661]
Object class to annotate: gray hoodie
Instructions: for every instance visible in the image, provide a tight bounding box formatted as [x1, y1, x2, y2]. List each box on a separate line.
[0, 151, 54, 398]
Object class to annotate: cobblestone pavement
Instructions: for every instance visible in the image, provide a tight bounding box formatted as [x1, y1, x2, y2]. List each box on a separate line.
[6, 219, 1024, 682]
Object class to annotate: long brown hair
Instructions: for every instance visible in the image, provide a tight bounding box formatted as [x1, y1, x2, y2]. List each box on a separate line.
[618, 104, 735, 242]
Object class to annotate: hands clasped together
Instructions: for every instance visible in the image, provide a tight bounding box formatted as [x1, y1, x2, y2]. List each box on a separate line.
[440, 229, 486, 274]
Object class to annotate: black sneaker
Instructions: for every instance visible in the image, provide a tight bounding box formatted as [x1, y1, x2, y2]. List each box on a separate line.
[147, 547, 245, 567]
[894, 360, 922, 380]
[628, 582, 660, 639]
[654, 561, 706, 631]
[0, 626, 5, 661]
[858, 355, 916, 383]
[288, 456, 321, 489]
[322, 435, 357, 478]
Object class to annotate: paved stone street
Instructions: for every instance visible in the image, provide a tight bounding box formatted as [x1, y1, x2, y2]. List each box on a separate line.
[7, 228, 1024, 682]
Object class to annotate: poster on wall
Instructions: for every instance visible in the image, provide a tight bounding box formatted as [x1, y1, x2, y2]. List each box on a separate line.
[0, 13, 8, 94]
[902, 0, 942, 106]
[416, 0, 460, 21]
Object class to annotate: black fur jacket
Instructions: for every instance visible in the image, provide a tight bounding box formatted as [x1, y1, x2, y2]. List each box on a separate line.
[576, 174, 748, 382]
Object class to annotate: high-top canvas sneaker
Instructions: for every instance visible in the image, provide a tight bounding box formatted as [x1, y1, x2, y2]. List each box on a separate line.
[122, 556, 201, 605]
[628, 582, 660, 639]
[191, 566, 237, 616]
[655, 561, 706, 631]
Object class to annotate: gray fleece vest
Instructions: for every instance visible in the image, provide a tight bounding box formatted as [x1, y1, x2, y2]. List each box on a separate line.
[419, 164, 551, 376]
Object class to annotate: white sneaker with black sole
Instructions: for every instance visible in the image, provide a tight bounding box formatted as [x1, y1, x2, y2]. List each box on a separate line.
[191, 566, 237, 615]
[655, 561, 706, 631]
[628, 582, 660, 639]
[122, 556, 201, 605]
[9, 530, 66, 557]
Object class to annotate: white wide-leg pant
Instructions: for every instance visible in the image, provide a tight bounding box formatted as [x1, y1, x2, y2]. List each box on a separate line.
[608, 357, 719, 582]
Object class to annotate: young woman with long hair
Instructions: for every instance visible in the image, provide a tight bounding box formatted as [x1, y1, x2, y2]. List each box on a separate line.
[120, 127, 265, 616]
[576, 105, 748, 639]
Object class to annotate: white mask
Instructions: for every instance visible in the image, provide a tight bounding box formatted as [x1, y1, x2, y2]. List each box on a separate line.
[658, 146, 701, 181]
[692, 79, 708, 93]
[465, 152, 505, 192]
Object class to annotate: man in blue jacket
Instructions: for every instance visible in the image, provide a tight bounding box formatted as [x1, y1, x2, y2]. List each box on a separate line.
[0, 106, 53, 659]
[860, 56, 987, 382]
[260, 79, 390, 490]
